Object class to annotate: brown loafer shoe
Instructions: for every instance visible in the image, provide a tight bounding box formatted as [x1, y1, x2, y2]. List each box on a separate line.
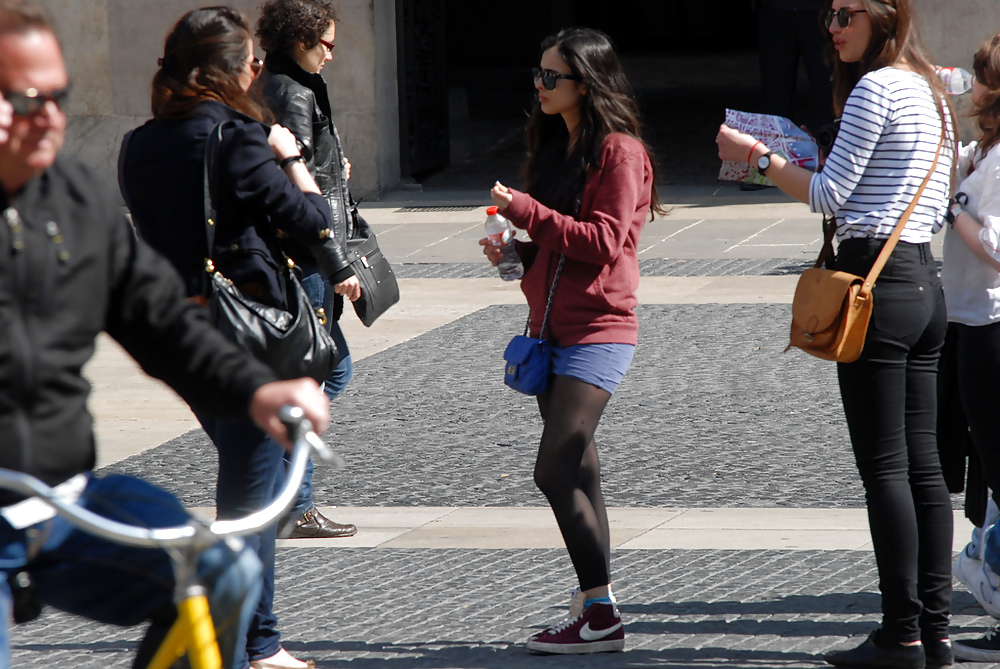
[284, 508, 357, 539]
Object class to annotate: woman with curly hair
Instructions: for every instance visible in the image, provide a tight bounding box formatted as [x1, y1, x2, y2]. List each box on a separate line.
[118, 7, 328, 668]
[254, 0, 359, 542]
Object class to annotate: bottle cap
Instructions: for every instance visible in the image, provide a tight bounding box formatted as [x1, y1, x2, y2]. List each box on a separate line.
[486, 206, 498, 216]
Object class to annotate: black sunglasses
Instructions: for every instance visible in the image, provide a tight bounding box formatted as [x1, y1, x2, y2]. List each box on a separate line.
[532, 67, 580, 91]
[823, 7, 867, 29]
[3, 84, 71, 116]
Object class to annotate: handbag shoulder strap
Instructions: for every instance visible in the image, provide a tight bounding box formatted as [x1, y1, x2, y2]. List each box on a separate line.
[529, 254, 565, 340]
[202, 121, 235, 264]
[860, 120, 947, 294]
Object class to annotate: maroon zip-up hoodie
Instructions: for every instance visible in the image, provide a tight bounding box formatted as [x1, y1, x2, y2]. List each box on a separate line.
[505, 133, 653, 346]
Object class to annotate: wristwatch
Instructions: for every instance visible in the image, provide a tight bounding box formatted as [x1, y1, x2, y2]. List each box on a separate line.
[945, 192, 969, 227]
[757, 150, 776, 175]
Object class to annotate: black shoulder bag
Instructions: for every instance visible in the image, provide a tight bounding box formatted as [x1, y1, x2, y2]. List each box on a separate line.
[203, 121, 339, 382]
[346, 195, 400, 327]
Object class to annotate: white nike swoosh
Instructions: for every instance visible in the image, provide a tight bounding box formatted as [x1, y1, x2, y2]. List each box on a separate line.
[579, 621, 623, 641]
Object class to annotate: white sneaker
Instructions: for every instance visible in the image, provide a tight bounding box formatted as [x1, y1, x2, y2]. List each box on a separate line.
[250, 648, 314, 669]
[955, 546, 984, 593]
[964, 558, 1000, 619]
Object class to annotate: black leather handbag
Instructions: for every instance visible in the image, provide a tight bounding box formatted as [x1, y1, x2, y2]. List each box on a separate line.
[346, 198, 399, 327]
[203, 121, 339, 382]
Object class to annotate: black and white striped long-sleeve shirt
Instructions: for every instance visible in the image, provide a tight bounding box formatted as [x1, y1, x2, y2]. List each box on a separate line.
[808, 67, 954, 244]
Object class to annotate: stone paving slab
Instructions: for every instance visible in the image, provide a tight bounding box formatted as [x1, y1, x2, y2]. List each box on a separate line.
[256, 507, 973, 552]
[10, 548, 992, 668]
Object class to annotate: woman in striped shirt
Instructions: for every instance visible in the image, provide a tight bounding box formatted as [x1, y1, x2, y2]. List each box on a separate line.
[718, 2, 955, 667]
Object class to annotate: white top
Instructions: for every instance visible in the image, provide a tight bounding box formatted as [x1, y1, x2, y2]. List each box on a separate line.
[941, 140, 1000, 325]
[809, 67, 953, 243]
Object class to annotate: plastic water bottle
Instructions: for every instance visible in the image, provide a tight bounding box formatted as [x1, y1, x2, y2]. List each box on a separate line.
[938, 67, 974, 95]
[484, 205, 523, 281]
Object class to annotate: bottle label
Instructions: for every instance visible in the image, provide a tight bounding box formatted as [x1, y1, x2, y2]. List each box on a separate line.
[487, 231, 510, 246]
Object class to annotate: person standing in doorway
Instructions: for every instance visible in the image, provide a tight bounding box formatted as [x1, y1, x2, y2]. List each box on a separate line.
[755, 0, 835, 133]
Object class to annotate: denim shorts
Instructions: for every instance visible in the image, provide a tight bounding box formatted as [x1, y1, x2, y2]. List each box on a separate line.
[550, 343, 636, 394]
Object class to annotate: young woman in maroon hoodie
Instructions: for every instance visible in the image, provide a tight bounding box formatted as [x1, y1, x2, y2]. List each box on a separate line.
[481, 27, 664, 654]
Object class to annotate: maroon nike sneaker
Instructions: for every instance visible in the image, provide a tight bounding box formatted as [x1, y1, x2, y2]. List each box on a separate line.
[526, 602, 625, 654]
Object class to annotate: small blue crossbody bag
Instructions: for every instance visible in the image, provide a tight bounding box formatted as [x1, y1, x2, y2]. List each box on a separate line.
[503, 255, 565, 396]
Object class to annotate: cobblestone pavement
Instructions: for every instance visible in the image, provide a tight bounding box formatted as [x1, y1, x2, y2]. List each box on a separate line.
[22, 231, 974, 667]
[103, 303, 871, 510]
[393, 258, 816, 279]
[10, 548, 991, 668]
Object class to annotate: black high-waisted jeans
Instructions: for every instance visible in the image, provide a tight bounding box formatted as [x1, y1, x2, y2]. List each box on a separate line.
[835, 238, 952, 644]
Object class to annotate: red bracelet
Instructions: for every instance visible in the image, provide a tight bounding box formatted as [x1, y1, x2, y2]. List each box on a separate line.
[747, 140, 763, 164]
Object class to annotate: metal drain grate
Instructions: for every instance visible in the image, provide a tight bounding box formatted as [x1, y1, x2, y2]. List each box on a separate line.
[394, 205, 481, 213]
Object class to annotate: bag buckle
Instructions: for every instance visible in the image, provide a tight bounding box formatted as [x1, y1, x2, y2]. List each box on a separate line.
[361, 255, 370, 269]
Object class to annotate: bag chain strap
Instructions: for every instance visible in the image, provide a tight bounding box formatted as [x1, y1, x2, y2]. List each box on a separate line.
[523, 254, 565, 340]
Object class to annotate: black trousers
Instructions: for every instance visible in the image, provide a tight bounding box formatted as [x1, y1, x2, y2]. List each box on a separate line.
[954, 321, 1000, 509]
[835, 238, 952, 644]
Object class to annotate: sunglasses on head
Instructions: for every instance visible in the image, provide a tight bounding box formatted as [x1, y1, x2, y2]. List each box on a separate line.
[823, 7, 868, 29]
[532, 67, 580, 91]
[3, 85, 71, 116]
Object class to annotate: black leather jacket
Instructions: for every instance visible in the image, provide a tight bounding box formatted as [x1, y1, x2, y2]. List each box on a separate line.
[259, 54, 355, 318]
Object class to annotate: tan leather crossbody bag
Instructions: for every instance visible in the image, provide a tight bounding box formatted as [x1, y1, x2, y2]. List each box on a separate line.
[786, 125, 946, 363]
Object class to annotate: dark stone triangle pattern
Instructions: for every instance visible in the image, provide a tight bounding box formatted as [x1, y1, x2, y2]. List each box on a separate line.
[101, 304, 878, 509]
[393, 258, 814, 279]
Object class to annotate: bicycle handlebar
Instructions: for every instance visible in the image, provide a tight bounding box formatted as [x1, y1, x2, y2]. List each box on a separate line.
[0, 405, 339, 550]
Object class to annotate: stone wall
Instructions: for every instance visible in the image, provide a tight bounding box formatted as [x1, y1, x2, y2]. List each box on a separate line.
[37, 0, 399, 200]
[914, 0, 1000, 141]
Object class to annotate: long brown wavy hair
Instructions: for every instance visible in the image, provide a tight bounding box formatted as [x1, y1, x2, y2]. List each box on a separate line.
[972, 33, 1000, 171]
[522, 28, 666, 220]
[151, 6, 264, 121]
[825, 0, 954, 135]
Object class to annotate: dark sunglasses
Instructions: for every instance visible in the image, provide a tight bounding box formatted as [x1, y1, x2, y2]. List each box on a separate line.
[3, 84, 71, 116]
[823, 7, 867, 29]
[532, 67, 580, 91]
[318, 38, 335, 52]
[250, 57, 263, 77]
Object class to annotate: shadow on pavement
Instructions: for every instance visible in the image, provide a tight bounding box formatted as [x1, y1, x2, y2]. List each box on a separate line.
[283, 640, 826, 668]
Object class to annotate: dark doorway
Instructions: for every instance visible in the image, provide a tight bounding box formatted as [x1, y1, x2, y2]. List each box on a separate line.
[399, 1, 828, 191]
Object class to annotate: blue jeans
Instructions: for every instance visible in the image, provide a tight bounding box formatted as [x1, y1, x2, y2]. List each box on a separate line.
[196, 412, 284, 664]
[285, 269, 353, 518]
[0, 474, 261, 669]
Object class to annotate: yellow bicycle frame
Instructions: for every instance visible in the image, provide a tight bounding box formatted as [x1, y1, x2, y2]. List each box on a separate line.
[147, 592, 222, 669]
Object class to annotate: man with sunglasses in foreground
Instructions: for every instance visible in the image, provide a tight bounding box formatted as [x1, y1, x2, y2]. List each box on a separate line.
[0, 2, 331, 667]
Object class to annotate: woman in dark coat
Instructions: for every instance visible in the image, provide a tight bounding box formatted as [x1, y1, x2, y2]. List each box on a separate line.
[118, 7, 327, 669]
[255, 0, 359, 540]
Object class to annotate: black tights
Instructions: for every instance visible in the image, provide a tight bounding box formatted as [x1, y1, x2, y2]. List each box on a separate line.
[534, 374, 612, 591]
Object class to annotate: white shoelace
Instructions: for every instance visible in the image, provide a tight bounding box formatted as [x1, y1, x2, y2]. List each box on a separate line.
[545, 614, 582, 635]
